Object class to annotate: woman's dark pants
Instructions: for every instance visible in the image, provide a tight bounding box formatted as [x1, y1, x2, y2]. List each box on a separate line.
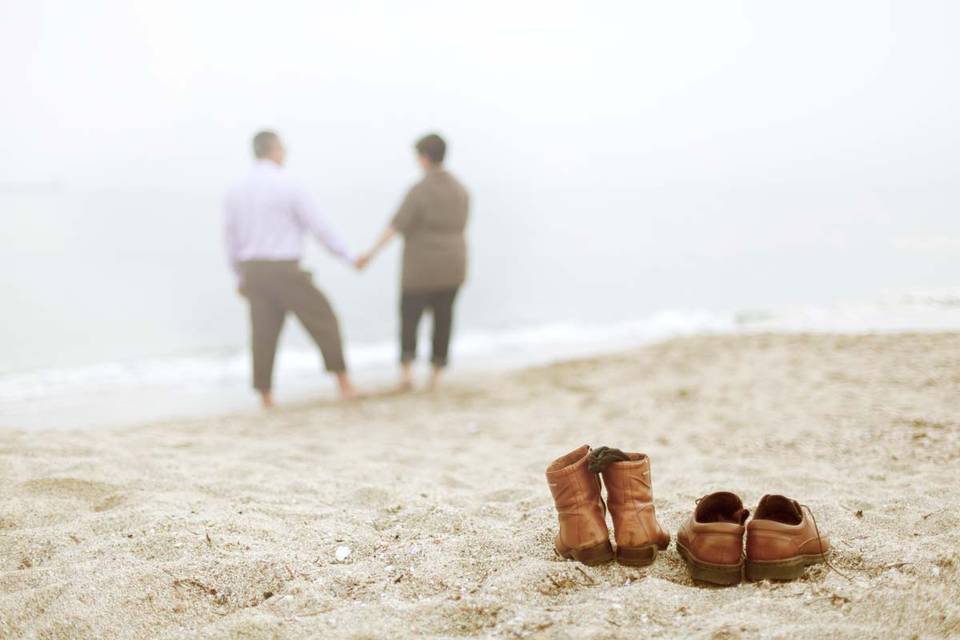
[400, 287, 459, 367]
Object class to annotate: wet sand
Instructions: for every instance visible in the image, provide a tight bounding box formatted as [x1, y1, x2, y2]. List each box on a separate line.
[1, 333, 959, 639]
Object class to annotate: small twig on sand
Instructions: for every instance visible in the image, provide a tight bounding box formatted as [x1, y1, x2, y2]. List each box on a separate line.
[575, 567, 597, 585]
[173, 578, 216, 595]
[803, 593, 851, 607]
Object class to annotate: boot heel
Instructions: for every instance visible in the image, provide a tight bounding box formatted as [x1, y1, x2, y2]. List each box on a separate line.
[616, 544, 658, 567]
[571, 541, 615, 566]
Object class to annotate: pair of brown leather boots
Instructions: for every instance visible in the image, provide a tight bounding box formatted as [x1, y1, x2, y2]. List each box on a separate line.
[545, 446, 830, 585]
[545, 445, 670, 567]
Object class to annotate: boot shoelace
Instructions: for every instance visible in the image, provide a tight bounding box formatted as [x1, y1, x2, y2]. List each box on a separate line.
[800, 502, 851, 581]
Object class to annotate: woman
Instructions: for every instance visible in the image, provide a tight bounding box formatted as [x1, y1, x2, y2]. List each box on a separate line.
[357, 133, 469, 390]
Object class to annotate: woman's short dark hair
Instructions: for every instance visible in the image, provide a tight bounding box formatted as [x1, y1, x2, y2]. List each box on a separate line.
[415, 133, 447, 164]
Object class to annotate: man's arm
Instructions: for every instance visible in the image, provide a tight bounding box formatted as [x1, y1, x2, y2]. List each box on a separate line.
[292, 188, 355, 264]
[223, 196, 244, 290]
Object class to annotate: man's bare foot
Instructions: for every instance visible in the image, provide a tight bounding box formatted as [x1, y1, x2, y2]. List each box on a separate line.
[259, 391, 274, 409]
[336, 372, 357, 400]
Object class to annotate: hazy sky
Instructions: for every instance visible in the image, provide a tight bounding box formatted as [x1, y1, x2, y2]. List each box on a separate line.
[2, 0, 960, 376]
[3, 0, 959, 195]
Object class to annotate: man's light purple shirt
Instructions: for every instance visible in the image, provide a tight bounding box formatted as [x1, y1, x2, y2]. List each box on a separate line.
[224, 160, 353, 281]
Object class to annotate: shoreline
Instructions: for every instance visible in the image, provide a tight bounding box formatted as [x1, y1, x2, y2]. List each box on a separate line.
[4, 285, 960, 431]
[1, 332, 958, 638]
[5, 303, 960, 431]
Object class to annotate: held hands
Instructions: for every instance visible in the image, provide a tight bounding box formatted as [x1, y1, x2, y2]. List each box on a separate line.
[354, 253, 372, 271]
[354, 226, 394, 273]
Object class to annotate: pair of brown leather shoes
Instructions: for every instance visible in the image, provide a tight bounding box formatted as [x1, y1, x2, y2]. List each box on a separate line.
[676, 492, 831, 585]
[545, 445, 670, 566]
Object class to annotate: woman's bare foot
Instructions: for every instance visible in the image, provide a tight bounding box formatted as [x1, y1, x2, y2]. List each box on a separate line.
[428, 365, 443, 391]
[397, 363, 415, 393]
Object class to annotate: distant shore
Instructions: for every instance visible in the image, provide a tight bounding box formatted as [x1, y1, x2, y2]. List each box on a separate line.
[1, 332, 958, 639]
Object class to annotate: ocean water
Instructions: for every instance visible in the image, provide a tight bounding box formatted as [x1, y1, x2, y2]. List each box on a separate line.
[1, 186, 959, 429]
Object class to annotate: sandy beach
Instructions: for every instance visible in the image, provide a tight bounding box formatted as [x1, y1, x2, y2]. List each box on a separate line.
[1, 332, 959, 639]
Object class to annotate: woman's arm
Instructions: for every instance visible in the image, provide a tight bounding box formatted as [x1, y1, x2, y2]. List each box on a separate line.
[358, 185, 417, 270]
[356, 225, 398, 270]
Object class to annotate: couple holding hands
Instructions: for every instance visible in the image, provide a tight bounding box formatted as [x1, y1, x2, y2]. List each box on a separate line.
[225, 131, 469, 406]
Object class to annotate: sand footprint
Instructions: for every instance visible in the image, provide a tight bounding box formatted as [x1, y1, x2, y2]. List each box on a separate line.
[17, 478, 126, 512]
[352, 485, 393, 507]
[483, 488, 531, 503]
[438, 475, 472, 490]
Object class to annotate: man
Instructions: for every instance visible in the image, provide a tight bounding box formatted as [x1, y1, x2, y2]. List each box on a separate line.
[357, 133, 469, 390]
[225, 130, 356, 407]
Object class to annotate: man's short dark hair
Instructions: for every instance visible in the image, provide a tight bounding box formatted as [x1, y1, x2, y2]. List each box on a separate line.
[253, 130, 280, 158]
[415, 133, 446, 164]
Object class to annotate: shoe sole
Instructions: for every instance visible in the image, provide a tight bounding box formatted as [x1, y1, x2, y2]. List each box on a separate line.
[616, 543, 662, 567]
[745, 553, 826, 581]
[677, 542, 743, 586]
[557, 540, 615, 566]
